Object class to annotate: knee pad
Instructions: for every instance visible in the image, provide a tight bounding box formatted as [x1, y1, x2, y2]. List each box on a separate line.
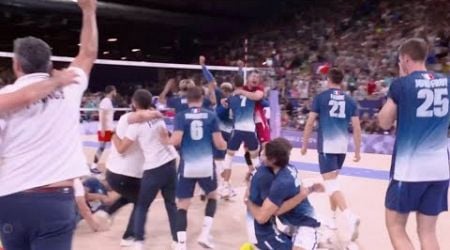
[324, 179, 340, 196]
[205, 199, 217, 217]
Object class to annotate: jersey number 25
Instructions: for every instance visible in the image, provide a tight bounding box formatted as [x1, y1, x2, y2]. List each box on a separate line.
[416, 88, 449, 117]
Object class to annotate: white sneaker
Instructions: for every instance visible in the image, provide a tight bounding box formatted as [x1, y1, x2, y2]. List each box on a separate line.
[349, 216, 360, 241]
[132, 241, 144, 250]
[198, 233, 215, 249]
[173, 243, 187, 250]
[120, 237, 135, 247]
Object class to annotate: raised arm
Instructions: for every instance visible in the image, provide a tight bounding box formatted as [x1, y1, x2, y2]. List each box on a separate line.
[158, 79, 176, 105]
[70, 0, 98, 75]
[235, 88, 264, 101]
[0, 69, 76, 113]
[199, 56, 217, 106]
[301, 112, 318, 155]
[127, 110, 164, 124]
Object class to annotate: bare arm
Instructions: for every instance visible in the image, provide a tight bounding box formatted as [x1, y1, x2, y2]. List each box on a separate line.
[127, 110, 164, 124]
[275, 183, 324, 215]
[212, 132, 227, 150]
[351, 116, 362, 162]
[70, 0, 98, 75]
[160, 129, 183, 146]
[75, 197, 100, 232]
[0, 70, 76, 113]
[158, 79, 176, 105]
[111, 135, 134, 154]
[235, 89, 264, 101]
[378, 98, 397, 130]
[301, 112, 318, 155]
[246, 198, 279, 224]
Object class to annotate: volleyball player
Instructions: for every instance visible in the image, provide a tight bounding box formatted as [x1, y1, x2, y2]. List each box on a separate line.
[161, 86, 227, 250]
[91, 85, 117, 174]
[113, 89, 178, 249]
[379, 38, 450, 250]
[0, 69, 77, 113]
[301, 68, 362, 240]
[199, 55, 235, 199]
[0, 0, 97, 249]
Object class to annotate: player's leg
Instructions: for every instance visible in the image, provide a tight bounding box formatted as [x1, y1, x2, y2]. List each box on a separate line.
[92, 131, 112, 174]
[385, 209, 414, 250]
[247, 132, 261, 169]
[197, 173, 219, 248]
[174, 174, 196, 249]
[221, 131, 242, 198]
[416, 180, 448, 250]
[160, 160, 178, 244]
[293, 226, 319, 250]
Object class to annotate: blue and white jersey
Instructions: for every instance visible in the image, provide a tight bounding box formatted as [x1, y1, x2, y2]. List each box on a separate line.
[174, 107, 220, 178]
[268, 166, 319, 228]
[249, 166, 279, 240]
[389, 71, 450, 182]
[215, 88, 233, 133]
[228, 93, 256, 132]
[168, 96, 212, 113]
[312, 88, 358, 154]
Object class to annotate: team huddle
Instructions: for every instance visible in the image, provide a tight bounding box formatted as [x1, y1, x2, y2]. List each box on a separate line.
[0, 0, 449, 250]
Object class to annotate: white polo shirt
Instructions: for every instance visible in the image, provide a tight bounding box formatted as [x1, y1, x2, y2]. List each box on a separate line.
[125, 119, 178, 171]
[106, 113, 144, 178]
[98, 97, 115, 131]
[0, 67, 90, 196]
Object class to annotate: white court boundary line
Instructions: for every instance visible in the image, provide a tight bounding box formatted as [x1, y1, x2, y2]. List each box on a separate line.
[0, 51, 255, 71]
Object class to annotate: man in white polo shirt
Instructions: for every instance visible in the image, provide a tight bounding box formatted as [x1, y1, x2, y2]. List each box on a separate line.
[0, 1, 97, 250]
[113, 89, 179, 250]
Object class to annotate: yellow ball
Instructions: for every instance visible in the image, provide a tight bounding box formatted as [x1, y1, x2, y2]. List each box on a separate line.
[240, 242, 254, 250]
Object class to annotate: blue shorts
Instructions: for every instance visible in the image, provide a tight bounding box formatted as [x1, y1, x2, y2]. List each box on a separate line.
[176, 171, 218, 199]
[228, 130, 259, 151]
[318, 153, 346, 174]
[256, 233, 292, 250]
[385, 179, 449, 216]
[213, 131, 231, 159]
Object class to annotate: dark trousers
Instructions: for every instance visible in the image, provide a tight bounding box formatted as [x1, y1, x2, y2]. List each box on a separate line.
[134, 160, 178, 241]
[106, 170, 141, 239]
[0, 189, 76, 250]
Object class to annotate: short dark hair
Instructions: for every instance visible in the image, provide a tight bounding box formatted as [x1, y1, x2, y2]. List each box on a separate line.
[265, 138, 291, 167]
[328, 68, 344, 84]
[233, 74, 244, 88]
[105, 85, 116, 94]
[132, 89, 152, 109]
[186, 86, 203, 102]
[399, 38, 428, 62]
[13, 36, 51, 74]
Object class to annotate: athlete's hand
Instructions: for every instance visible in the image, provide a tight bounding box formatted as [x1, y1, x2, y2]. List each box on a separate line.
[88, 217, 101, 232]
[199, 55, 206, 66]
[220, 98, 229, 108]
[300, 147, 307, 156]
[52, 69, 78, 87]
[353, 152, 361, 162]
[310, 183, 325, 193]
[77, 0, 97, 12]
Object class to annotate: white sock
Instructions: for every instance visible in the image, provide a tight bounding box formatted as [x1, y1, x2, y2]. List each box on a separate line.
[343, 209, 354, 222]
[246, 211, 257, 244]
[251, 157, 260, 169]
[214, 160, 224, 175]
[201, 216, 214, 235]
[177, 231, 186, 244]
[224, 154, 233, 171]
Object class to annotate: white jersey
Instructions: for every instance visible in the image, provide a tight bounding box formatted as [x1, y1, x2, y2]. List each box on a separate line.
[0, 67, 90, 196]
[98, 97, 114, 131]
[125, 119, 178, 171]
[106, 113, 144, 178]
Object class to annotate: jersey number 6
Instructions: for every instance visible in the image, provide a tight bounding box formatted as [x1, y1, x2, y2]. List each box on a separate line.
[190, 120, 204, 140]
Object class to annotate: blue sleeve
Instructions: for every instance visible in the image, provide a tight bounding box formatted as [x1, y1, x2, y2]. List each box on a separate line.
[211, 114, 220, 132]
[259, 174, 273, 200]
[311, 95, 320, 113]
[174, 113, 184, 131]
[203, 99, 212, 109]
[388, 79, 402, 104]
[216, 105, 229, 120]
[167, 97, 178, 109]
[260, 98, 270, 108]
[202, 65, 215, 84]
[268, 181, 289, 207]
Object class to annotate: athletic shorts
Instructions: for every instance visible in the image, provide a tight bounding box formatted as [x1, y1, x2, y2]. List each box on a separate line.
[293, 226, 319, 250]
[318, 153, 346, 174]
[385, 179, 449, 216]
[256, 123, 270, 144]
[213, 131, 231, 159]
[256, 233, 292, 250]
[97, 130, 114, 142]
[176, 169, 217, 199]
[228, 130, 259, 151]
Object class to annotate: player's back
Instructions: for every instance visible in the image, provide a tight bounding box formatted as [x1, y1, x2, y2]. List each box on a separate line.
[271, 166, 319, 227]
[312, 88, 358, 154]
[390, 71, 450, 182]
[229, 94, 255, 132]
[168, 96, 212, 113]
[175, 107, 218, 178]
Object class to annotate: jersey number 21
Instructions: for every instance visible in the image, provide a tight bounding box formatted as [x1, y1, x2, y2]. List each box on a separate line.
[329, 100, 346, 118]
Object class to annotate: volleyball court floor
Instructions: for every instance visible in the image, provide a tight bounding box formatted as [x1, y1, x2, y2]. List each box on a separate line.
[74, 135, 450, 250]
